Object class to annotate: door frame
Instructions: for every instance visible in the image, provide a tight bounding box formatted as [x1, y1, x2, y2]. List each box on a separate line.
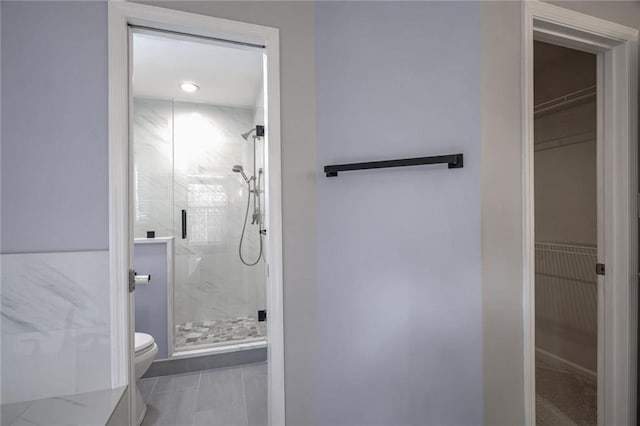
[108, 2, 285, 425]
[522, 2, 638, 425]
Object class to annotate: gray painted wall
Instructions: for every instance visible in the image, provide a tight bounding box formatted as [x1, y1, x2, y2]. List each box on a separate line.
[134, 241, 169, 360]
[480, 3, 525, 424]
[1, 1, 108, 253]
[315, 2, 482, 424]
[3, 0, 638, 423]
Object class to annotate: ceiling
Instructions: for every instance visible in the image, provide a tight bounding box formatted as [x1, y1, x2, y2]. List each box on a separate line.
[132, 32, 263, 108]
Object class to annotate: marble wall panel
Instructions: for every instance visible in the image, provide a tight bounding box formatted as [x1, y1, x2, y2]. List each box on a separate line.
[1, 251, 111, 403]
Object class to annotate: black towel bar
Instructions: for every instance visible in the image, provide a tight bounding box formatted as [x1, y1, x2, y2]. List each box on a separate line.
[324, 153, 463, 177]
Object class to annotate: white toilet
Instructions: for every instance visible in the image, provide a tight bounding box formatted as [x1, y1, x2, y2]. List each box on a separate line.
[134, 332, 158, 425]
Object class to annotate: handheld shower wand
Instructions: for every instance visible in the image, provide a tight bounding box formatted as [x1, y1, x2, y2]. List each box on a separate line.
[233, 126, 265, 267]
[232, 165, 251, 183]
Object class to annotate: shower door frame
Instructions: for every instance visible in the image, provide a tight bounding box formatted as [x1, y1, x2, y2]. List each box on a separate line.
[522, 2, 638, 426]
[108, 2, 285, 425]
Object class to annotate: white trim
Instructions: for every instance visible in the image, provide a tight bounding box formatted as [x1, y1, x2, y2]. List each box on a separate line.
[596, 51, 606, 426]
[167, 238, 175, 360]
[108, 0, 132, 409]
[262, 21, 286, 426]
[108, 3, 285, 425]
[133, 237, 174, 244]
[522, 2, 638, 426]
[527, 2, 637, 48]
[522, 7, 536, 425]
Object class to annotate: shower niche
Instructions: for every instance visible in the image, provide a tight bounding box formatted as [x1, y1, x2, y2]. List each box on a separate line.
[132, 31, 267, 356]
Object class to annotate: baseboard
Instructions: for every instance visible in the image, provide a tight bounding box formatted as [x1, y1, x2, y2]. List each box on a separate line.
[535, 347, 596, 383]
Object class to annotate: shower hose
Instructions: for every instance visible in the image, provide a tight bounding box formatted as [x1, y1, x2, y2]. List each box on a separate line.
[239, 171, 263, 266]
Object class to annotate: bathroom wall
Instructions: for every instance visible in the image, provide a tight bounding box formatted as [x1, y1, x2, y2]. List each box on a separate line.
[4, 1, 634, 423]
[315, 2, 482, 424]
[1, 252, 111, 403]
[0, 1, 109, 254]
[0, 1, 112, 404]
[133, 98, 266, 334]
[134, 240, 170, 360]
[480, 3, 526, 423]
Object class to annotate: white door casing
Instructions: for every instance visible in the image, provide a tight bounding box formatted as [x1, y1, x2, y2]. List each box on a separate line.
[108, 2, 285, 425]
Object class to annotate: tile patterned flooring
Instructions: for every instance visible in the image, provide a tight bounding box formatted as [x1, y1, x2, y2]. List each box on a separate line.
[138, 363, 267, 426]
[536, 358, 596, 426]
[175, 317, 266, 350]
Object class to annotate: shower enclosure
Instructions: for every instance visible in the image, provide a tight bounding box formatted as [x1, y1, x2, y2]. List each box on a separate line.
[132, 31, 267, 355]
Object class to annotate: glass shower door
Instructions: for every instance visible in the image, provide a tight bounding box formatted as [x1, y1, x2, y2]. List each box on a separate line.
[172, 101, 266, 353]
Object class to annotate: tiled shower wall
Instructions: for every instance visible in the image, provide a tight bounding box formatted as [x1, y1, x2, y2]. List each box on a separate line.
[133, 98, 265, 334]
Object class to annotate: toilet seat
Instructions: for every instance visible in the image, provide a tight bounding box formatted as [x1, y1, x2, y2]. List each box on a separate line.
[135, 332, 155, 356]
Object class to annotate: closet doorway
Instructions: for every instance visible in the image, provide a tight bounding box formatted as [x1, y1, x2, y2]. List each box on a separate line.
[533, 41, 598, 425]
[523, 4, 638, 424]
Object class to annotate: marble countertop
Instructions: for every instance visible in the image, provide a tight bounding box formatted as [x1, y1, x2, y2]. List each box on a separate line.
[2, 386, 127, 426]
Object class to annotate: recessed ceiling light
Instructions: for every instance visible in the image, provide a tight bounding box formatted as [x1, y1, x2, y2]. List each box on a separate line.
[180, 82, 199, 93]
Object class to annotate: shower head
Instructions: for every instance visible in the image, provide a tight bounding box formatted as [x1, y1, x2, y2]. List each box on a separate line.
[240, 125, 264, 141]
[232, 165, 250, 183]
[241, 129, 255, 141]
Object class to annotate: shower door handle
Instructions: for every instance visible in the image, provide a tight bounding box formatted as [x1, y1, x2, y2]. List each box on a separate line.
[181, 209, 187, 239]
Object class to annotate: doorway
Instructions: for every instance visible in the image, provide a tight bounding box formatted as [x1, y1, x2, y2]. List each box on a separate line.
[533, 41, 598, 425]
[108, 3, 285, 425]
[131, 29, 268, 358]
[129, 27, 269, 425]
[523, 3, 638, 425]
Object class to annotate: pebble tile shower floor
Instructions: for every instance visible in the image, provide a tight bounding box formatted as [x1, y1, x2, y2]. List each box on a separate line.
[139, 363, 267, 426]
[175, 316, 266, 349]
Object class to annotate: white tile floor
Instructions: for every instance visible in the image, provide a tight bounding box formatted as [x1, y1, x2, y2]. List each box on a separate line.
[138, 363, 267, 426]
